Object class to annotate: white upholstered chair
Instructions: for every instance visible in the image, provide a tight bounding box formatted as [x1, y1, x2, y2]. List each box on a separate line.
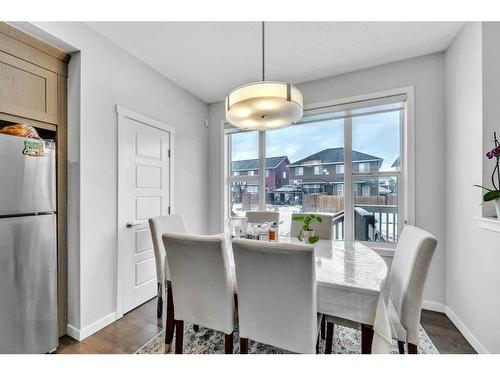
[387, 225, 437, 354]
[245, 211, 280, 231]
[162, 233, 237, 354]
[148, 214, 186, 350]
[290, 212, 333, 240]
[324, 225, 437, 354]
[232, 238, 321, 354]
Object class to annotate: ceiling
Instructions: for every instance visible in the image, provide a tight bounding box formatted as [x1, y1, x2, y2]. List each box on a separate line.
[87, 22, 464, 104]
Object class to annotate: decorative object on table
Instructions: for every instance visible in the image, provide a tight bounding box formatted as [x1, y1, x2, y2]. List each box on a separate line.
[0, 123, 42, 139]
[251, 222, 270, 241]
[292, 214, 322, 243]
[225, 22, 303, 130]
[475, 131, 500, 219]
[268, 222, 277, 241]
[226, 217, 248, 238]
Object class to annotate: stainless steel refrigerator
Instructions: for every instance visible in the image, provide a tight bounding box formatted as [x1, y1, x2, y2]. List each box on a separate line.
[0, 133, 58, 353]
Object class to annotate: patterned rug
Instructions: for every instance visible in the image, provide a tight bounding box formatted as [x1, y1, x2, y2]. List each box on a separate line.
[136, 322, 439, 354]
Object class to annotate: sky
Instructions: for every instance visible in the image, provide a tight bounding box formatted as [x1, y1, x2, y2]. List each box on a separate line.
[231, 110, 400, 171]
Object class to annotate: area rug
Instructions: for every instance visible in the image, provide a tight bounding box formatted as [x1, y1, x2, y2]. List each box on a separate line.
[136, 322, 439, 354]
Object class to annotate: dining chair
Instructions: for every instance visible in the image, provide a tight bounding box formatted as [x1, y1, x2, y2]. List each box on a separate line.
[148, 214, 186, 351]
[245, 211, 280, 231]
[290, 212, 333, 240]
[162, 233, 236, 354]
[232, 238, 321, 354]
[323, 225, 437, 354]
[387, 225, 437, 354]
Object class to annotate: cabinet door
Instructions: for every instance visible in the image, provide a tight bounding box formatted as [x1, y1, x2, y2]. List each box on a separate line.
[0, 50, 58, 124]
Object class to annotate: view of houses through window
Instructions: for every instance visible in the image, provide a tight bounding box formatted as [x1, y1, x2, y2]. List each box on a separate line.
[226, 96, 404, 244]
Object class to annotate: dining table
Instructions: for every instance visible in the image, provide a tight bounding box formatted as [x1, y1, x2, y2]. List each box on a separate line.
[222, 234, 392, 354]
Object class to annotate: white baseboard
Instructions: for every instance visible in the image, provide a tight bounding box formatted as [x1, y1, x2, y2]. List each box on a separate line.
[422, 300, 446, 313]
[421, 300, 489, 353]
[66, 312, 117, 341]
[444, 306, 489, 354]
[66, 324, 81, 341]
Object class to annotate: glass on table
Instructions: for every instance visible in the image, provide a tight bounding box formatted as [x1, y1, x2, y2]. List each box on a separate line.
[225, 216, 248, 238]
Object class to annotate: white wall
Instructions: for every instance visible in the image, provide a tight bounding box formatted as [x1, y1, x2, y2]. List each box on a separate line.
[20, 22, 209, 336]
[482, 22, 500, 218]
[445, 22, 500, 354]
[208, 53, 447, 306]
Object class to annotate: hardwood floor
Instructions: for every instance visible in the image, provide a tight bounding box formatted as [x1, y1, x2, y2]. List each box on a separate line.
[420, 309, 476, 354]
[57, 299, 163, 354]
[57, 298, 476, 354]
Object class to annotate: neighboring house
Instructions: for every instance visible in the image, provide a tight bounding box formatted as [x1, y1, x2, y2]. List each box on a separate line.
[231, 156, 290, 192]
[287, 147, 383, 196]
[391, 156, 400, 170]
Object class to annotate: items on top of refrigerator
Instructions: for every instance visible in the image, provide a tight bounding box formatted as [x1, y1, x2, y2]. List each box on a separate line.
[0, 123, 42, 139]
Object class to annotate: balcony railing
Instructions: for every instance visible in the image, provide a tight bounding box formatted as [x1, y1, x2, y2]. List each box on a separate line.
[332, 205, 398, 243]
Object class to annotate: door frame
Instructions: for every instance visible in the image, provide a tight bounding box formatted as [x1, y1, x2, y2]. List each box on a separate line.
[116, 105, 175, 319]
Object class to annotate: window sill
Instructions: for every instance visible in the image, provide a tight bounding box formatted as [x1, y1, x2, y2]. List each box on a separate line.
[476, 217, 500, 233]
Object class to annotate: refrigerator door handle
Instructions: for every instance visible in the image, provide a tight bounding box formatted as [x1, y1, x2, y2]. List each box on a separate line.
[126, 220, 147, 228]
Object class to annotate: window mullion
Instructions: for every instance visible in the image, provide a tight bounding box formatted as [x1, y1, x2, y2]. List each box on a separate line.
[259, 130, 266, 211]
[344, 116, 354, 242]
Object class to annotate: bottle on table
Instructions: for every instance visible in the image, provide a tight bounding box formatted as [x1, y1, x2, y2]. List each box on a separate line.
[269, 222, 277, 241]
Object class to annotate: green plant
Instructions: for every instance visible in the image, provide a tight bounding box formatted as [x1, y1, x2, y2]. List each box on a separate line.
[292, 214, 322, 243]
[475, 132, 500, 202]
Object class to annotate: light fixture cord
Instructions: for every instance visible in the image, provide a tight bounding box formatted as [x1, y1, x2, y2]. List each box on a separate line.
[262, 21, 265, 81]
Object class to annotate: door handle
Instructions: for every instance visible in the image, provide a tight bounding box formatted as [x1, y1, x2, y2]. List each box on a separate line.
[126, 220, 146, 228]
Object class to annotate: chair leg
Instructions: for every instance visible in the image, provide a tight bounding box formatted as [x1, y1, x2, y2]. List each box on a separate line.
[240, 337, 248, 354]
[175, 320, 184, 354]
[164, 283, 175, 352]
[157, 283, 163, 319]
[225, 332, 234, 354]
[193, 324, 199, 332]
[407, 343, 418, 354]
[361, 324, 374, 354]
[398, 341, 405, 354]
[316, 335, 320, 354]
[321, 315, 326, 340]
[325, 322, 334, 354]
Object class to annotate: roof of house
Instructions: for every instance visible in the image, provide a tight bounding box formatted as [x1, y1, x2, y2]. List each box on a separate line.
[391, 157, 400, 168]
[288, 147, 382, 166]
[232, 156, 289, 171]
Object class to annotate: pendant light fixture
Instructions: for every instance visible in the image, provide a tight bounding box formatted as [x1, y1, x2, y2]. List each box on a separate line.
[225, 22, 303, 130]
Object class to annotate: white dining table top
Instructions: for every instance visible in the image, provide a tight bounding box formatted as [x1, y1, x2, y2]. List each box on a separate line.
[226, 235, 389, 298]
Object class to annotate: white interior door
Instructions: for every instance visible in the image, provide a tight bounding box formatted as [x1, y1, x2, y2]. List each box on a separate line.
[117, 108, 172, 315]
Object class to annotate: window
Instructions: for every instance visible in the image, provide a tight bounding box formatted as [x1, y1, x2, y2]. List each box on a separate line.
[358, 163, 370, 172]
[227, 131, 259, 217]
[265, 117, 344, 235]
[362, 184, 371, 196]
[225, 91, 409, 245]
[246, 185, 258, 193]
[265, 170, 270, 177]
[304, 184, 322, 193]
[248, 170, 255, 176]
[337, 183, 344, 196]
[352, 104, 402, 243]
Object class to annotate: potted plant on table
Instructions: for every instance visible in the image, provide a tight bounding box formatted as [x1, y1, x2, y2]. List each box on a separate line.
[475, 132, 500, 220]
[292, 214, 322, 244]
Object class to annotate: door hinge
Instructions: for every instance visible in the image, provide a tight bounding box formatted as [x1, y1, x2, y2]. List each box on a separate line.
[168, 206, 171, 214]
[168, 149, 171, 158]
